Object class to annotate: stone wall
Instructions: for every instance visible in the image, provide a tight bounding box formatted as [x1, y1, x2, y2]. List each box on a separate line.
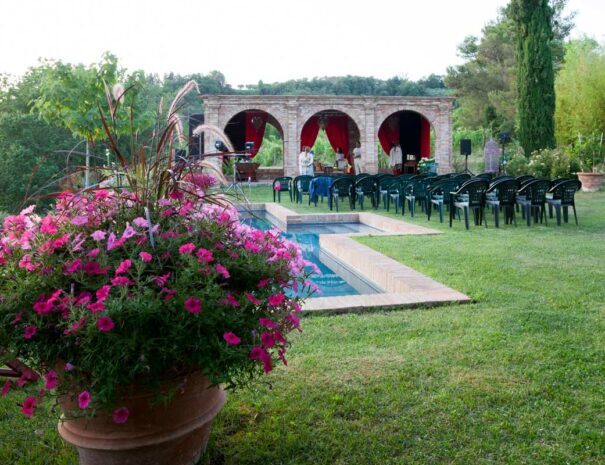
[202, 95, 455, 177]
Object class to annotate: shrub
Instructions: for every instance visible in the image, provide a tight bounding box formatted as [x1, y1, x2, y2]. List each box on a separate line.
[527, 147, 580, 178]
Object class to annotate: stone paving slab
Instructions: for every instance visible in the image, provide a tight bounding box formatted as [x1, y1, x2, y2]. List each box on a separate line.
[236, 203, 470, 313]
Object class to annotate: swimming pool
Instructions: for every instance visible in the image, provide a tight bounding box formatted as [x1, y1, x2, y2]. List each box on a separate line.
[240, 211, 382, 298]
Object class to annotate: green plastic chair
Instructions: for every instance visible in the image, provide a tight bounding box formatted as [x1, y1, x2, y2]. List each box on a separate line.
[485, 178, 519, 227]
[272, 176, 293, 203]
[449, 179, 490, 229]
[293, 175, 314, 204]
[515, 179, 551, 226]
[546, 179, 581, 225]
[354, 176, 379, 210]
[329, 177, 355, 212]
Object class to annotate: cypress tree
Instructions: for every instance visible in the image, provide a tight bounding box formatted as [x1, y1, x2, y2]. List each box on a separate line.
[510, 0, 556, 156]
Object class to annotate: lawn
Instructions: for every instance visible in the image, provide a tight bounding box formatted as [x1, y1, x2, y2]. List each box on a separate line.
[2, 186, 604, 464]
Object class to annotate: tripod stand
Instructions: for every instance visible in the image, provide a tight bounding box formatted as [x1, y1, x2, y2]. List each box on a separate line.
[462, 154, 474, 175]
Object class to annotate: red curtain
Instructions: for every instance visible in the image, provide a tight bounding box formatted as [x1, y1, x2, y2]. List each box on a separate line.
[420, 117, 431, 158]
[378, 115, 400, 155]
[245, 111, 268, 157]
[300, 116, 320, 151]
[325, 115, 351, 164]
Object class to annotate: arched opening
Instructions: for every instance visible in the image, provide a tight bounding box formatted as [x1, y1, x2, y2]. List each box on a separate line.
[300, 110, 361, 174]
[223, 109, 284, 169]
[377, 110, 435, 174]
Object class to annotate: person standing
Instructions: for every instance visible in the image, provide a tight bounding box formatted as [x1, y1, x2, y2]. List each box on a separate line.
[299, 146, 311, 176]
[335, 147, 347, 171]
[389, 142, 403, 175]
[353, 143, 363, 174]
[307, 149, 315, 175]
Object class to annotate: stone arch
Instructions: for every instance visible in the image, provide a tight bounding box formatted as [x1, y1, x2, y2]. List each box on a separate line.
[220, 106, 286, 137]
[298, 105, 365, 138]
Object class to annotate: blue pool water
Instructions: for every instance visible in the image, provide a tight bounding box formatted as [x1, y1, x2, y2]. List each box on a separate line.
[241, 212, 381, 298]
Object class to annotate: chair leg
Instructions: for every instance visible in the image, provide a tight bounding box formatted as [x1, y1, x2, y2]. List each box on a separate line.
[464, 206, 470, 230]
[526, 205, 531, 226]
[542, 205, 547, 226]
[494, 204, 500, 228]
[563, 206, 569, 223]
[548, 204, 553, 219]
[410, 198, 415, 217]
[335, 196, 339, 212]
[439, 203, 444, 223]
[449, 206, 454, 227]
[572, 204, 578, 225]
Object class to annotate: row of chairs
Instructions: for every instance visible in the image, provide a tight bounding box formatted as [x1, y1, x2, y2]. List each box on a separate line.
[271, 173, 582, 228]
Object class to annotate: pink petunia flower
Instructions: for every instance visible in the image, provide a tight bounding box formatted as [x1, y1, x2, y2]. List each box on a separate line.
[261, 332, 276, 348]
[97, 317, 115, 332]
[139, 251, 152, 262]
[184, 296, 202, 314]
[86, 248, 100, 258]
[115, 259, 132, 275]
[87, 301, 106, 313]
[45, 370, 59, 390]
[96, 285, 112, 302]
[223, 332, 241, 345]
[133, 217, 148, 228]
[259, 318, 278, 329]
[196, 247, 214, 263]
[40, 216, 58, 235]
[222, 292, 240, 307]
[215, 264, 230, 279]
[267, 293, 286, 307]
[78, 391, 91, 409]
[21, 396, 36, 417]
[91, 230, 106, 241]
[257, 278, 271, 288]
[11, 313, 22, 325]
[64, 362, 75, 371]
[1, 380, 10, 397]
[65, 258, 83, 274]
[245, 293, 262, 305]
[153, 273, 171, 287]
[179, 243, 196, 255]
[112, 407, 129, 424]
[111, 276, 133, 286]
[24, 325, 37, 340]
[121, 223, 136, 240]
[70, 215, 88, 226]
[84, 261, 109, 276]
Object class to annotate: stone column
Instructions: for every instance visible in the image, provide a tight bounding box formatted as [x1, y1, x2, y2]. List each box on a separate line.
[363, 102, 378, 174]
[284, 100, 299, 178]
[202, 103, 223, 172]
[434, 104, 453, 173]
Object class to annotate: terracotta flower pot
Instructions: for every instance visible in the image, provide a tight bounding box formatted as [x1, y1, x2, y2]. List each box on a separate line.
[58, 371, 225, 465]
[577, 172, 604, 192]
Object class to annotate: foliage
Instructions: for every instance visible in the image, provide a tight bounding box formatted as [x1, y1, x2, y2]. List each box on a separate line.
[526, 147, 580, 178]
[570, 132, 605, 173]
[418, 157, 436, 174]
[0, 84, 313, 425]
[254, 124, 283, 167]
[555, 39, 605, 146]
[510, 0, 557, 155]
[446, 1, 574, 135]
[504, 148, 530, 175]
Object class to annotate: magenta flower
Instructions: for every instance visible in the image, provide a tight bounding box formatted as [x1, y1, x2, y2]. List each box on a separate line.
[1, 380, 10, 397]
[70, 215, 88, 226]
[115, 259, 132, 275]
[153, 273, 171, 287]
[111, 276, 133, 286]
[267, 293, 285, 307]
[215, 264, 230, 279]
[257, 278, 271, 288]
[274, 182, 282, 191]
[223, 332, 241, 345]
[65, 258, 83, 274]
[184, 296, 202, 314]
[139, 252, 152, 262]
[84, 261, 109, 276]
[286, 314, 301, 329]
[64, 362, 75, 371]
[86, 248, 100, 258]
[23, 325, 37, 340]
[245, 293, 262, 305]
[78, 391, 91, 409]
[179, 243, 196, 255]
[261, 332, 276, 348]
[196, 247, 214, 263]
[259, 318, 278, 329]
[87, 301, 106, 313]
[222, 292, 240, 307]
[249, 346, 265, 360]
[21, 396, 36, 417]
[45, 370, 59, 390]
[133, 217, 148, 228]
[97, 317, 115, 332]
[121, 223, 136, 240]
[112, 407, 129, 424]
[91, 230, 106, 241]
[40, 216, 58, 235]
[96, 285, 112, 302]
[11, 312, 22, 325]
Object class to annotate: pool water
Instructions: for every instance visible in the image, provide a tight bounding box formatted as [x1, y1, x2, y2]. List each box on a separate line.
[241, 212, 381, 298]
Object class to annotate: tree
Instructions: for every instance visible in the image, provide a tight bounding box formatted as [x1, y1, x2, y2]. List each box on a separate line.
[509, 0, 557, 155]
[555, 38, 605, 145]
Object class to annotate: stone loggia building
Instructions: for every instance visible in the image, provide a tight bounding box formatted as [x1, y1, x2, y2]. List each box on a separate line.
[200, 95, 454, 176]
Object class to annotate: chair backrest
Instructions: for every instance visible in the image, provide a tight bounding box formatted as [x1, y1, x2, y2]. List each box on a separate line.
[491, 175, 514, 183]
[549, 179, 581, 203]
[378, 176, 398, 191]
[487, 178, 519, 204]
[355, 176, 378, 193]
[428, 178, 463, 199]
[454, 179, 490, 206]
[406, 176, 437, 197]
[273, 176, 292, 191]
[550, 177, 573, 187]
[294, 175, 314, 192]
[397, 174, 414, 181]
[330, 177, 354, 196]
[474, 173, 493, 181]
[355, 173, 371, 181]
[518, 179, 551, 203]
[453, 173, 472, 182]
[516, 175, 534, 185]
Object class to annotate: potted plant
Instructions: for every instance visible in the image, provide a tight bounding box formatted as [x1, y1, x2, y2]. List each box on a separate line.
[0, 83, 314, 465]
[575, 132, 604, 192]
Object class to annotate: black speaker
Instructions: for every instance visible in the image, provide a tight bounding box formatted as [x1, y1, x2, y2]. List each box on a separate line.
[460, 139, 472, 156]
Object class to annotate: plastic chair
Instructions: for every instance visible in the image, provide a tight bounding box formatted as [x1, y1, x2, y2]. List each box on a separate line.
[427, 178, 464, 223]
[546, 179, 581, 225]
[449, 179, 490, 229]
[329, 177, 355, 212]
[404, 176, 437, 217]
[485, 179, 519, 227]
[376, 175, 397, 208]
[272, 177, 292, 202]
[515, 179, 551, 226]
[293, 175, 314, 204]
[354, 176, 378, 210]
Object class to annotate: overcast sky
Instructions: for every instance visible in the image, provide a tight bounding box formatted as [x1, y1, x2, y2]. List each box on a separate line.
[1, 0, 603, 86]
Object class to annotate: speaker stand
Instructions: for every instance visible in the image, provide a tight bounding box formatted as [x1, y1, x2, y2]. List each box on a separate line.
[463, 154, 474, 176]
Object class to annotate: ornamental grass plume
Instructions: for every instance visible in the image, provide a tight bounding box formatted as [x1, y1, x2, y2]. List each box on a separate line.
[0, 82, 315, 425]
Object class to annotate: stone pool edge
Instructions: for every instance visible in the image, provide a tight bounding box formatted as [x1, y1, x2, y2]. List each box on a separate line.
[239, 202, 471, 313]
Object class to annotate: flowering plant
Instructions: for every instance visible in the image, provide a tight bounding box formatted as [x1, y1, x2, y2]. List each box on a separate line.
[0, 82, 314, 423]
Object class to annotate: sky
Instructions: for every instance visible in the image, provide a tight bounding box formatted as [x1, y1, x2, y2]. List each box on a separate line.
[1, 0, 603, 86]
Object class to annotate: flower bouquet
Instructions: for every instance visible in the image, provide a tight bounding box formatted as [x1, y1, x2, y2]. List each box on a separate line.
[0, 82, 314, 465]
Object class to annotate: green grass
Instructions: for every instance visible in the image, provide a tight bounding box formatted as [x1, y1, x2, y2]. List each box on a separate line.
[2, 187, 605, 464]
